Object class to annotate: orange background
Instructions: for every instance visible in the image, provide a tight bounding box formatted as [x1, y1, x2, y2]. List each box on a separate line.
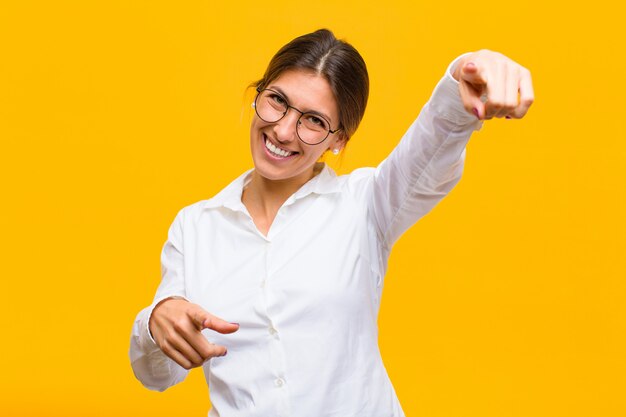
[1, 1, 625, 416]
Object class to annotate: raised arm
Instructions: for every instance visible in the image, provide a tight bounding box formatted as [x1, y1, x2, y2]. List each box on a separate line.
[371, 51, 534, 249]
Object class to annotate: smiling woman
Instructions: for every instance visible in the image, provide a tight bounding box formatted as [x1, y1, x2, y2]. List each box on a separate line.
[129, 28, 534, 417]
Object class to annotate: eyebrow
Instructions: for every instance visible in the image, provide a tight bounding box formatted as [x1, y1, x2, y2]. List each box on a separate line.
[268, 85, 333, 124]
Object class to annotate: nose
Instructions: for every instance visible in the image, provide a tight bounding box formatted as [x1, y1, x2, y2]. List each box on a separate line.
[273, 107, 300, 144]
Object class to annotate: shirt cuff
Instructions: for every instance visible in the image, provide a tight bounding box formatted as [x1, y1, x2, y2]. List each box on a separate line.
[428, 52, 484, 130]
[143, 294, 190, 347]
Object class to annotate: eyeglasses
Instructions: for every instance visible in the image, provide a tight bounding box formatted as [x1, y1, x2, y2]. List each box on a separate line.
[253, 87, 340, 145]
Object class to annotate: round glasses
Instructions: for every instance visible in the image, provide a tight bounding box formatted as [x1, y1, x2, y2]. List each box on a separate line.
[253, 88, 340, 145]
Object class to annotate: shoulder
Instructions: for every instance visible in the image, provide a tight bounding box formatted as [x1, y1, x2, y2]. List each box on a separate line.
[178, 199, 211, 219]
[169, 169, 251, 228]
[334, 166, 377, 201]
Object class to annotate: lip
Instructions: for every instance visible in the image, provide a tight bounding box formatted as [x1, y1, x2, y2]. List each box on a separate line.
[261, 133, 299, 161]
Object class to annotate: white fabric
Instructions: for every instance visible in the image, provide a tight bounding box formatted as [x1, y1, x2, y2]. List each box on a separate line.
[130, 54, 482, 417]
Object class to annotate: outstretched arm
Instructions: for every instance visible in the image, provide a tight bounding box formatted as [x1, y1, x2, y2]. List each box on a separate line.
[370, 51, 534, 249]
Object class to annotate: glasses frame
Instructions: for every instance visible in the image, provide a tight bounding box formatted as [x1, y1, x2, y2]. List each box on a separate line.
[254, 87, 341, 145]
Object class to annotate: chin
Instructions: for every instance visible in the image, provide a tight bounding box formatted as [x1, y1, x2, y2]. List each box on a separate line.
[253, 162, 304, 182]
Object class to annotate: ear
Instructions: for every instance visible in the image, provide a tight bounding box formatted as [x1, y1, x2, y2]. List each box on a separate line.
[331, 132, 349, 152]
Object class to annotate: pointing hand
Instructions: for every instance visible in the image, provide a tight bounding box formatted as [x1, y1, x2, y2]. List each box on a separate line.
[453, 49, 534, 120]
[149, 298, 239, 370]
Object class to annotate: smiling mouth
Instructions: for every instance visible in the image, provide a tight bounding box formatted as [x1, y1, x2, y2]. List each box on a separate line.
[263, 133, 298, 159]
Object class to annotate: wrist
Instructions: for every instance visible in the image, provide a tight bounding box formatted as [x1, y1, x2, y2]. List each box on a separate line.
[452, 57, 466, 82]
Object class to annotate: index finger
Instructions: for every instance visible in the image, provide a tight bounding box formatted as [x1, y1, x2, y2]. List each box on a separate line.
[461, 61, 488, 87]
[201, 314, 240, 334]
[191, 309, 239, 334]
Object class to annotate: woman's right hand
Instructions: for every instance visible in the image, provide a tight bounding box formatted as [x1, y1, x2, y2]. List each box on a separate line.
[148, 298, 240, 370]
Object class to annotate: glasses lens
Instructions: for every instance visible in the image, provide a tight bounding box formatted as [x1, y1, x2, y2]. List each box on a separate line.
[297, 113, 330, 145]
[255, 89, 332, 145]
[256, 90, 287, 122]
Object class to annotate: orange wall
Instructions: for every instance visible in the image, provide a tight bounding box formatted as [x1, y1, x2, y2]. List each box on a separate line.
[1, 1, 624, 416]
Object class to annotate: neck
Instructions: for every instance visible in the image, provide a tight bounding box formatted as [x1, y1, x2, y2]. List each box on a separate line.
[243, 162, 324, 216]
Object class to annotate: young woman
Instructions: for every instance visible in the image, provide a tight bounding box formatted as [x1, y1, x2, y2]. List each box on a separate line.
[130, 29, 534, 417]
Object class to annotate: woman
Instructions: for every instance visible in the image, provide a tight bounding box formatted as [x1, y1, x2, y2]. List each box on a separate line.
[130, 29, 534, 416]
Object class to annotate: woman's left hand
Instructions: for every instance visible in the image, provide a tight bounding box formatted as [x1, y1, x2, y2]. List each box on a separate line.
[452, 50, 534, 120]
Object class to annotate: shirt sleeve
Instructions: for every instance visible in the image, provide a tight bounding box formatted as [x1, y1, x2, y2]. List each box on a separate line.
[371, 53, 484, 249]
[129, 208, 190, 391]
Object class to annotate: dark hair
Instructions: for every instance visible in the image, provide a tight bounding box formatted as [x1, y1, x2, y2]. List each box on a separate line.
[251, 29, 369, 141]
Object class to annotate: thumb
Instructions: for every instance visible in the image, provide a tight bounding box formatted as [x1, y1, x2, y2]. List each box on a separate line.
[193, 309, 240, 334]
[459, 77, 486, 120]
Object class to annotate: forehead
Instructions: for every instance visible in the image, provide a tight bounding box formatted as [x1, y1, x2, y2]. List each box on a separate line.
[267, 69, 338, 122]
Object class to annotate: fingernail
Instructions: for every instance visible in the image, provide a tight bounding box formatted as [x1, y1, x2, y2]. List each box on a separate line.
[231, 322, 240, 326]
[223, 350, 228, 356]
[505, 115, 512, 119]
[473, 108, 480, 120]
[465, 62, 476, 70]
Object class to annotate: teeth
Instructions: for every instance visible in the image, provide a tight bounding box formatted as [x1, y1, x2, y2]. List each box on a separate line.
[265, 137, 293, 157]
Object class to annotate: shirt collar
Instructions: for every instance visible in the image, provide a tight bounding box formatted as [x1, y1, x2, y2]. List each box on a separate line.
[202, 163, 341, 212]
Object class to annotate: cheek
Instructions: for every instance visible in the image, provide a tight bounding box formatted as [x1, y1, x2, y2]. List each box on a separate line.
[250, 117, 270, 138]
[309, 145, 328, 160]
[250, 118, 259, 135]
[249, 120, 263, 146]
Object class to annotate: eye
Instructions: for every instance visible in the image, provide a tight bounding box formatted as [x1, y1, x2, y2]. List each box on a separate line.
[310, 116, 323, 126]
[305, 114, 328, 129]
[269, 93, 287, 106]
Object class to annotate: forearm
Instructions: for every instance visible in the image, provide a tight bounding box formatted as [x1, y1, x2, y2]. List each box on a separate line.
[129, 303, 189, 391]
[372, 54, 483, 247]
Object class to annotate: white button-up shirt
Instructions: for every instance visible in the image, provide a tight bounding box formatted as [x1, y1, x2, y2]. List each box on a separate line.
[130, 55, 482, 417]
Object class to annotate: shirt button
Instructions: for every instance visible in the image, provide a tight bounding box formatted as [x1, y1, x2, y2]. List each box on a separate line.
[274, 377, 285, 387]
[269, 326, 277, 336]
[260, 279, 266, 288]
